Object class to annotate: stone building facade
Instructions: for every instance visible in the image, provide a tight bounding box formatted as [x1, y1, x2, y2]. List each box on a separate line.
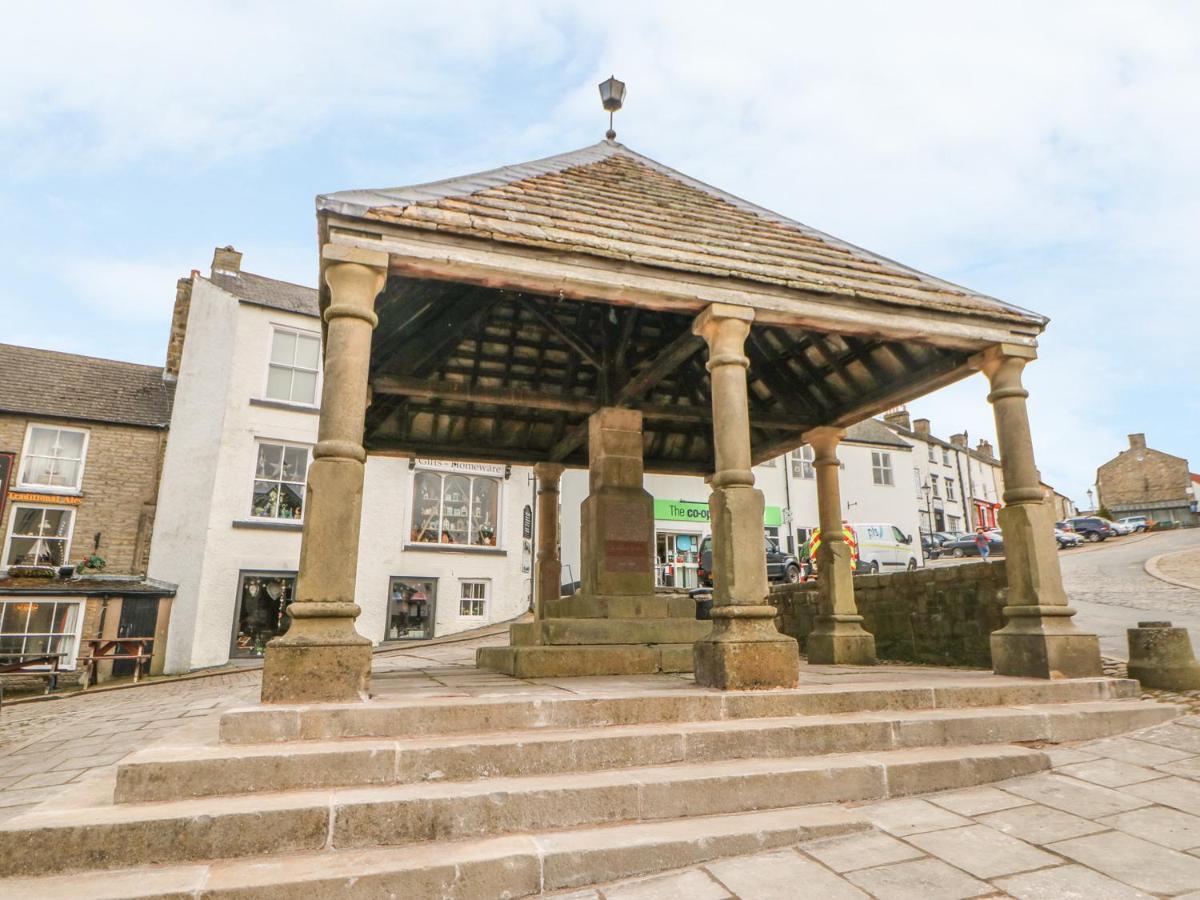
[1097, 433, 1196, 526]
[0, 344, 176, 683]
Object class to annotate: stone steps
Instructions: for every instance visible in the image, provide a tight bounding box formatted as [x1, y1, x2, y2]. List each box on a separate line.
[114, 700, 1176, 803]
[0, 806, 870, 899]
[476, 642, 695, 677]
[0, 744, 1047, 879]
[218, 676, 1143, 743]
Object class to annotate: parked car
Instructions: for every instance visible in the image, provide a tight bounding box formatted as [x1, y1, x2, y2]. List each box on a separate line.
[697, 535, 801, 587]
[1118, 515, 1149, 533]
[1055, 520, 1075, 533]
[1055, 529, 1084, 549]
[1104, 518, 1133, 536]
[942, 531, 1004, 558]
[851, 523, 920, 574]
[1066, 516, 1114, 542]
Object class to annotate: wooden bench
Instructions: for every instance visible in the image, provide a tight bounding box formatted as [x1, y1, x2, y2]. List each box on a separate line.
[0, 654, 64, 708]
[78, 638, 154, 689]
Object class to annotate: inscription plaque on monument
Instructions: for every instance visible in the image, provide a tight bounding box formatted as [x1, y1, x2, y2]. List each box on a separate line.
[603, 499, 650, 573]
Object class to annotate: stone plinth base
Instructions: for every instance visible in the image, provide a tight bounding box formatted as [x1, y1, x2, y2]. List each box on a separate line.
[477, 590, 710, 678]
[261, 641, 372, 704]
[1127, 621, 1200, 690]
[990, 607, 1102, 679]
[693, 633, 800, 690]
[806, 616, 877, 666]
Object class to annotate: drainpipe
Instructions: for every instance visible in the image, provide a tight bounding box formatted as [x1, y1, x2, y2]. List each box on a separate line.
[782, 452, 795, 554]
[956, 433, 975, 532]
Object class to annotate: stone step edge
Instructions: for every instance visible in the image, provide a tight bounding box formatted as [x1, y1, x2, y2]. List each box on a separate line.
[113, 699, 1176, 803]
[0, 805, 871, 899]
[0, 744, 1047, 880]
[219, 676, 1141, 744]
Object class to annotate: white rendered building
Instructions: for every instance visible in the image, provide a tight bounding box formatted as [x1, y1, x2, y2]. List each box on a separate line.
[150, 249, 534, 673]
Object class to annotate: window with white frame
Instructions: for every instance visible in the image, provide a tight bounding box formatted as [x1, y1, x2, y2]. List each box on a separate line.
[18, 425, 88, 492]
[0, 599, 82, 666]
[4, 505, 75, 567]
[871, 451, 894, 486]
[265, 327, 321, 405]
[251, 442, 310, 520]
[942, 448, 951, 466]
[410, 471, 501, 546]
[945, 478, 957, 501]
[927, 444, 936, 462]
[459, 580, 488, 617]
[913, 467, 922, 494]
[947, 515, 962, 532]
[930, 474, 940, 497]
[791, 445, 815, 479]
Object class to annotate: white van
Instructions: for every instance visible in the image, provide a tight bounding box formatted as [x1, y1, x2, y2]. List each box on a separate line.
[850, 523, 920, 574]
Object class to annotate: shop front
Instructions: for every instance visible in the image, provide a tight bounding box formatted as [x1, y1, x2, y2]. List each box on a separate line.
[231, 571, 295, 658]
[385, 576, 436, 640]
[652, 499, 784, 588]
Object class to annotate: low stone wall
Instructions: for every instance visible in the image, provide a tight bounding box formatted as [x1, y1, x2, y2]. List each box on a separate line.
[772, 561, 1009, 668]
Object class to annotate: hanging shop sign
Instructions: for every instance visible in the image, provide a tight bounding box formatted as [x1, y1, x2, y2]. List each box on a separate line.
[414, 459, 506, 478]
[522, 505, 533, 539]
[652, 499, 783, 527]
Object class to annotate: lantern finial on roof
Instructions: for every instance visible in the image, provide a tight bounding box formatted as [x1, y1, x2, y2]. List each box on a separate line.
[598, 75, 626, 141]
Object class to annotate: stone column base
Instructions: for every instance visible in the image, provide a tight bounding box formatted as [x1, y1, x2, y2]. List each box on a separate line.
[990, 606, 1102, 679]
[806, 615, 877, 666]
[693, 607, 800, 690]
[261, 639, 372, 704]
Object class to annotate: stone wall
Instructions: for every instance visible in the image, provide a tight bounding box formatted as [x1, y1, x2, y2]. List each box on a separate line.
[772, 561, 1008, 668]
[1098, 435, 1192, 511]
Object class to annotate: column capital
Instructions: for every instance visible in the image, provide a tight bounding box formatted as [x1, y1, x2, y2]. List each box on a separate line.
[321, 243, 390, 270]
[969, 342, 1037, 377]
[801, 425, 846, 460]
[692, 303, 754, 349]
[533, 462, 565, 485]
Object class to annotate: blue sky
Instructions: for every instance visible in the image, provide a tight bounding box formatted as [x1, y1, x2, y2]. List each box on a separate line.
[2, 1, 1197, 504]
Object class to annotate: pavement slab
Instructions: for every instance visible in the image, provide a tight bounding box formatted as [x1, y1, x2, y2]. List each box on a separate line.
[705, 849, 868, 900]
[1097, 804, 1200, 850]
[998, 773, 1151, 818]
[993, 864, 1154, 899]
[843, 857, 993, 900]
[801, 831, 923, 873]
[904, 823, 1060, 879]
[975, 803, 1108, 844]
[925, 785, 1033, 816]
[1048, 830, 1200, 895]
[858, 798, 971, 836]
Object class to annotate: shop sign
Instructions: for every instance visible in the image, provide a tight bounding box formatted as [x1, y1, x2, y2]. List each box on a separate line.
[522, 505, 533, 539]
[7, 490, 83, 506]
[414, 458, 506, 478]
[653, 499, 783, 527]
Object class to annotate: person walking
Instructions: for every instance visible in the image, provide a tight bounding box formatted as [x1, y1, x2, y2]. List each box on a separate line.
[974, 526, 991, 562]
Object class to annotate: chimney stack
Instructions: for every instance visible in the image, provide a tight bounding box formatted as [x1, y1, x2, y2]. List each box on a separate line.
[1129, 433, 1147, 450]
[212, 245, 242, 276]
[912, 418, 931, 435]
[164, 276, 194, 381]
[882, 408, 912, 431]
[976, 438, 994, 458]
[949, 433, 968, 448]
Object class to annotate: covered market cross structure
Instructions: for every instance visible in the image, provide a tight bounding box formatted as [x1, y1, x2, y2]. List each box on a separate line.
[260, 140, 1101, 703]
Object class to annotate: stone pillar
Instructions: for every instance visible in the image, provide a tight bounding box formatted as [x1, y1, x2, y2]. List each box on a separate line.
[691, 303, 799, 689]
[579, 408, 655, 599]
[804, 426, 876, 665]
[975, 344, 1101, 678]
[261, 246, 388, 703]
[533, 462, 565, 621]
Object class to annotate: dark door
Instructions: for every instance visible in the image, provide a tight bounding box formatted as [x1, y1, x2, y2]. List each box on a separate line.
[112, 597, 157, 677]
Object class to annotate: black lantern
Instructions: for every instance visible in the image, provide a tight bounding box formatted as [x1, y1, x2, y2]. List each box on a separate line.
[598, 75, 626, 140]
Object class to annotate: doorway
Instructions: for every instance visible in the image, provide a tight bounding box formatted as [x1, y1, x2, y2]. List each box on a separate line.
[112, 596, 158, 677]
[655, 532, 701, 588]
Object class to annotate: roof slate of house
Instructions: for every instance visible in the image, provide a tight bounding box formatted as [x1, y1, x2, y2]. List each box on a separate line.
[209, 270, 319, 318]
[0, 343, 173, 429]
[0, 575, 176, 596]
[845, 418, 913, 450]
[319, 141, 1042, 327]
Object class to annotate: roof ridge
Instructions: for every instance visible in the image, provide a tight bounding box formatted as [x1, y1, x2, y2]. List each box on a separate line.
[0, 341, 164, 374]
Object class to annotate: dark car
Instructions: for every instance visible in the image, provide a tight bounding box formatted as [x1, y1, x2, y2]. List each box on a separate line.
[1066, 517, 1113, 543]
[942, 531, 1004, 558]
[697, 535, 801, 586]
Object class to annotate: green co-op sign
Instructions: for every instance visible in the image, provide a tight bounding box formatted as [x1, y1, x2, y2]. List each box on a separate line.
[653, 499, 783, 527]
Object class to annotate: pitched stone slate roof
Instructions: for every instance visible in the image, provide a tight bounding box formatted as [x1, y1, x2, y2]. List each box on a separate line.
[845, 418, 913, 450]
[0, 344, 173, 429]
[210, 270, 319, 318]
[0, 575, 177, 596]
[319, 141, 1041, 326]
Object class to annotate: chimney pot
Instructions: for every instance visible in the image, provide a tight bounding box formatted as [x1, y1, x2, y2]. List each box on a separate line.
[212, 245, 242, 276]
[975, 438, 995, 458]
[912, 418, 931, 435]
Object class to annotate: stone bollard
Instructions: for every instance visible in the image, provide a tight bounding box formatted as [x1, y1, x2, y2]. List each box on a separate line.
[1127, 621, 1200, 690]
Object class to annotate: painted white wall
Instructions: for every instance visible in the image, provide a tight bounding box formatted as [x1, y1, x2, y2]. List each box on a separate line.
[152, 276, 535, 673]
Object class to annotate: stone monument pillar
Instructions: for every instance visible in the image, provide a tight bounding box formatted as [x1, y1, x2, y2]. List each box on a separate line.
[261, 246, 388, 704]
[579, 408, 655, 600]
[804, 426, 876, 665]
[532, 462, 565, 623]
[691, 303, 800, 689]
[975, 344, 1101, 679]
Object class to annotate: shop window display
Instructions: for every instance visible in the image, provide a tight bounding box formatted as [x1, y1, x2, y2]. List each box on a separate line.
[232, 572, 294, 657]
[410, 471, 499, 546]
[387, 577, 435, 640]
